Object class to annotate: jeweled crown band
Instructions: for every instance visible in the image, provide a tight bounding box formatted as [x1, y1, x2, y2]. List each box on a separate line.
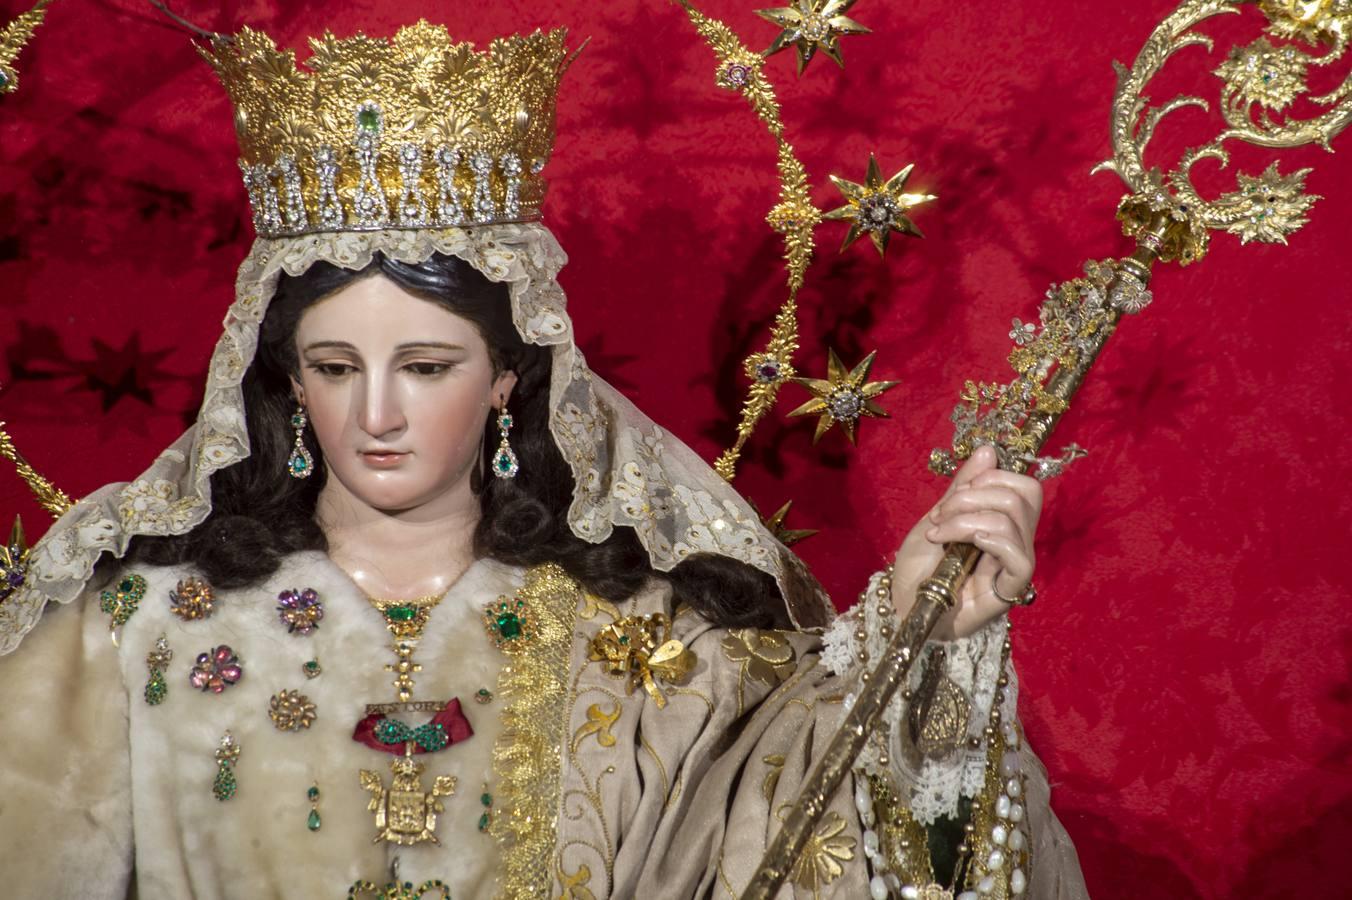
[198, 23, 572, 237]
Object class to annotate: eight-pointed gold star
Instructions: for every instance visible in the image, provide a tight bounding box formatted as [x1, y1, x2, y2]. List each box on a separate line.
[788, 349, 899, 444]
[824, 154, 936, 256]
[757, 0, 870, 75]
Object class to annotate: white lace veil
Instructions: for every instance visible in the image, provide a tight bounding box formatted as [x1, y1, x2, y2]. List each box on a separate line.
[0, 224, 833, 654]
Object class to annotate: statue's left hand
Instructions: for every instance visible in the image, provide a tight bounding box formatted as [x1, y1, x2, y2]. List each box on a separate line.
[889, 445, 1043, 640]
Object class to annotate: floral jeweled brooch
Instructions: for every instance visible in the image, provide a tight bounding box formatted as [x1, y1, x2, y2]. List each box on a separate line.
[99, 573, 147, 630]
[483, 595, 537, 652]
[190, 645, 243, 693]
[169, 576, 216, 620]
[269, 689, 317, 732]
[277, 588, 324, 635]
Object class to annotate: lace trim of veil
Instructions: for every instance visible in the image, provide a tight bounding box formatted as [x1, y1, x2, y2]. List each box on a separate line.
[1, 225, 831, 655]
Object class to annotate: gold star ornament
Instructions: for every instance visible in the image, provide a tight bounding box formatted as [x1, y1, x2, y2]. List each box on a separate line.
[824, 154, 936, 256]
[0, 516, 30, 604]
[788, 349, 899, 444]
[760, 500, 818, 547]
[757, 0, 870, 75]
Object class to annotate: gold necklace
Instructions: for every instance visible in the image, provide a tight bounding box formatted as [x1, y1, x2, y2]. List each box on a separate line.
[364, 590, 449, 703]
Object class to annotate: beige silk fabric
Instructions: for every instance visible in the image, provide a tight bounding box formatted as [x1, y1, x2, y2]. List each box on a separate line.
[555, 573, 1090, 898]
[0, 225, 831, 656]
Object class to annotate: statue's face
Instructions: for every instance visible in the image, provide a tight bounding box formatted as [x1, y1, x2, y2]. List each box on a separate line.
[291, 274, 516, 515]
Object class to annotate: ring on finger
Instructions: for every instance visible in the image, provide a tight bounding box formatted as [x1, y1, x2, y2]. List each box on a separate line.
[992, 573, 1036, 607]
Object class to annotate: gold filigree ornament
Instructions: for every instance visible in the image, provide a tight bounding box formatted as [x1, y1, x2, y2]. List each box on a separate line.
[788, 348, 900, 444]
[588, 614, 695, 709]
[757, 0, 871, 75]
[347, 878, 450, 900]
[824, 154, 936, 256]
[1094, 0, 1352, 267]
[907, 647, 971, 760]
[0, 0, 55, 96]
[196, 23, 578, 236]
[359, 747, 458, 846]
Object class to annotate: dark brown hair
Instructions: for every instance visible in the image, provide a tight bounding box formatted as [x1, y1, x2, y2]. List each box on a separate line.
[123, 252, 785, 628]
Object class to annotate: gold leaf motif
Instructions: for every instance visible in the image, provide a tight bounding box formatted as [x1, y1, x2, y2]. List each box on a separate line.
[571, 702, 621, 753]
[555, 860, 596, 900]
[761, 753, 787, 803]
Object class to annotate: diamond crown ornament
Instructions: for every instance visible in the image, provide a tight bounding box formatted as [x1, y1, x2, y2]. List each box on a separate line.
[196, 22, 574, 238]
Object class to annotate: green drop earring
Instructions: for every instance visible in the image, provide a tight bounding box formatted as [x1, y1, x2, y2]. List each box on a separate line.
[491, 399, 519, 480]
[287, 405, 314, 479]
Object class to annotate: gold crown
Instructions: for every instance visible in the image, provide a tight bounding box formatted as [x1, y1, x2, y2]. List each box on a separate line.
[197, 22, 573, 237]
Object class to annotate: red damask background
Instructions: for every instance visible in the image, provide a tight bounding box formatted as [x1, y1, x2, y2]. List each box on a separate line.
[2, 1, 1349, 896]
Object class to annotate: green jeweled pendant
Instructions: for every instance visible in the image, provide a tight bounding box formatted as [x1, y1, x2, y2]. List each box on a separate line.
[478, 789, 493, 832]
[213, 731, 240, 801]
[144, 668, 167, 705]
[213, 764, 237, 801]
[307, 783, 322, 831]
[144, 634, 173, 705]
[383, 604, 418, 623]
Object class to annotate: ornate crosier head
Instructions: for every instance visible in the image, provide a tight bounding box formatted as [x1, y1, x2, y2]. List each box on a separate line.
[196, 22, 575, 238]
[1095, 0, 1352, 266]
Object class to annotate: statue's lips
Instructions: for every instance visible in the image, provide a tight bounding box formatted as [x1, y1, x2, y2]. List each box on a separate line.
[360, 451, 409, 468]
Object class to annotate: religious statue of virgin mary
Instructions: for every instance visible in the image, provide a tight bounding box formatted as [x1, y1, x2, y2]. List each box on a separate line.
[0, 17, 1088, 900]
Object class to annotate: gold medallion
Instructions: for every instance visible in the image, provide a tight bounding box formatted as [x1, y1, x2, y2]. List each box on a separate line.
[359, 748, 458, 846]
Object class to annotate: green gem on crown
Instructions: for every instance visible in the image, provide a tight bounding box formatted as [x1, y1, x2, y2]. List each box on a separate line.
[357, 105, 381, 132]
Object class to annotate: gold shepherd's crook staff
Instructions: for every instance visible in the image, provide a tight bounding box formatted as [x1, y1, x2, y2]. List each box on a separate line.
[743, 1, 1352, 895]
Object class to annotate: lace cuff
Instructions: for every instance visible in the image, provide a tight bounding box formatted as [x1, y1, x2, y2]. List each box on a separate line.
[822, 569, 1016, 825]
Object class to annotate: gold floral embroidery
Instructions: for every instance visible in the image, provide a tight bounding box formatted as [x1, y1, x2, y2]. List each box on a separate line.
[555, 860, 595, 900]
[491, 564, 583, 899]
[761, 753, 786, 804]
[571, 702, 621, 752]
[785, 809, 856, 894]
[722, 628, 796, 713]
